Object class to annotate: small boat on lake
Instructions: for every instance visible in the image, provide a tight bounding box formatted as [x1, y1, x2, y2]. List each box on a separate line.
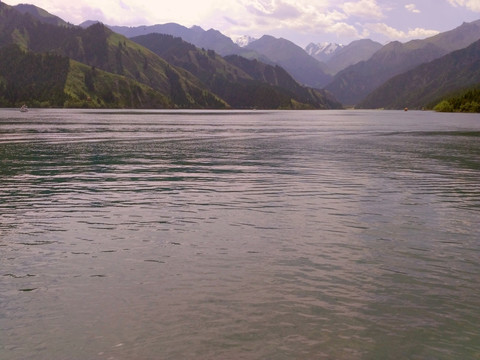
[20, 104, 28, 112]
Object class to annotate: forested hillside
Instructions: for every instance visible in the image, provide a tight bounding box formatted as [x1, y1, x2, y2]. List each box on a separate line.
[132, 33, 341, 109]
[0, 2, 341, 109]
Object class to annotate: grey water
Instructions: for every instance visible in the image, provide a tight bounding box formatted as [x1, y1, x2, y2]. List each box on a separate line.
[1, 109, 479, 360]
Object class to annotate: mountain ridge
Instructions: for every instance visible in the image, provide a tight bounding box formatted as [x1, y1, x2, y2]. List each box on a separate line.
[325, 19, 480, 105]
[245, 35, 332, 88]
[0, 3, 340, 109]
[131, 33, 341, 109]
[357, 38, 480, 110]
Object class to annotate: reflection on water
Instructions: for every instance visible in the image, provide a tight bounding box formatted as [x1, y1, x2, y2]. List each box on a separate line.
[1, 109, 480, 359]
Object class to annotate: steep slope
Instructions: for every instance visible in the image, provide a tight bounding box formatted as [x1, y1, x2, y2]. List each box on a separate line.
[0, 43, 69, 107]
[0, 3, 227, 108]
[325, 19, 480, 105]
[131, 33, 342, 109]
[224, 55, 341, 109]
[245, 35, 332, 88]
[0, 43, 170, 108]
[0, 3, 76, 51]
[61, 24, 227, 108]
[13, 3, 72, 27]
[64, 59, 171, 108]
[357, 39, 480, 110]
[1, 3, 340, 109]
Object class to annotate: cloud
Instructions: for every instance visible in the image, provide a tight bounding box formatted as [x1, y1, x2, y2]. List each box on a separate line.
[365, 23, 440, 40]
[327, 22, 363, 38]
[446, 0, 480, 12]
[341, 0, 384, 19]
[223, 1, 348, 38]
[246, 0, 301, 19]
[405, 4, 420, 13]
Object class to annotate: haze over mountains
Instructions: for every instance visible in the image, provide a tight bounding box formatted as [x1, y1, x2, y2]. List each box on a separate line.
[2, 2, 480, 111]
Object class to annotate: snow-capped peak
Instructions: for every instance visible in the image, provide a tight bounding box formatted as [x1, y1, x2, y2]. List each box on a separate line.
[305, 42, 344, 57]
[234, 35, 257, 47]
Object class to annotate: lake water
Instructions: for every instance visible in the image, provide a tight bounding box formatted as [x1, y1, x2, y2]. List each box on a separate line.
[1, 109, 479, 360]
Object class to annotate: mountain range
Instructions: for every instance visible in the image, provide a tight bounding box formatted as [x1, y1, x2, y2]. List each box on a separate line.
[83, 15, 480, 111]
[325, 20, 480, 106]
[0, 3, 340, 109]
[92, 21, 334, 88]
[1, 2, 480, 111]
[131, 33, 339, 109]
[357, 38, 480, 109]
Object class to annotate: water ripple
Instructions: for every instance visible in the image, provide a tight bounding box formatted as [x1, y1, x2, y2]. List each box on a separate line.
[1, 109, 480, 360]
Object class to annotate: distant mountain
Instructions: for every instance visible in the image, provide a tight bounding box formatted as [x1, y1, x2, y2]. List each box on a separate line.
[325, 39, 382, 74]
[224, 55, 341, 109]
[91, 21, 333, 89]
[305, 40, 382, 75]
[131, 33, 342, 109]
[13, 3, 72, 27]
[305, 42, 344, 62]
[85, 21, 245, 57]
[325, 19, 480, 105]
[245, 35, 332, 88]
[357, 39, 480, 110]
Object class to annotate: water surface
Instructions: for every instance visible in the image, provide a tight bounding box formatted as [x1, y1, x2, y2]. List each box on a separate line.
[1, 109, 479, 359]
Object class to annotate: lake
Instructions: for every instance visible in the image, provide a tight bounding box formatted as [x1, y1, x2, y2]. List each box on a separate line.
[1, 109, 479, 360]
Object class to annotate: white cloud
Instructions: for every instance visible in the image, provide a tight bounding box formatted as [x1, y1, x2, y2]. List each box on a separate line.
[218, 1, 349, 39]
[405, 4, 420, 13]
[365, 23, 440, 40]
[447, 0, 480, 12]
[341, 0, 384, 19]
[6, 0, 475, 46]
[327, 22, 363, 38]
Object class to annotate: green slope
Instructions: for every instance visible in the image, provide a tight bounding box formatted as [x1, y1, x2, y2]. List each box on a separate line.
[357, 39, 480, 110]
[0, 43, 172, 108]
[434, 87, 480, 113]
[0, 2, 341, 109]
[325, 20, 480, 106]
[132, 33, 342, 109]
[0, 3, 227, 109]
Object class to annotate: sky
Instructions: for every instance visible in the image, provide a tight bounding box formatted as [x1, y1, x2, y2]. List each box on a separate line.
[4, 0, 480, 47]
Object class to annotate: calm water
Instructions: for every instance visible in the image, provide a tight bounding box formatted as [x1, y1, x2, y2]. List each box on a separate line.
[1, 109, 479, 360]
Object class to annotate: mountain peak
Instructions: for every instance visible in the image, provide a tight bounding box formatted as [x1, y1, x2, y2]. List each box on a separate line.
[13, 3, 72, 27]
[305, 42, 344, 61]
[234, 35, 257, 47]
[190, 25, 204, 32]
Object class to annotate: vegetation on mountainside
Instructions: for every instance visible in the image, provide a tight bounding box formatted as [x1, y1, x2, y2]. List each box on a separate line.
[0, 4, 228, 109]
[434, 87, 480, 113]
[0, 44, 69, 107]
[1, 3, 340, 109]
[0, 44, 173, 108]
[64, 60, 172, 108]
[357, 39, 480, 110]
[132, 33, 342, 109]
